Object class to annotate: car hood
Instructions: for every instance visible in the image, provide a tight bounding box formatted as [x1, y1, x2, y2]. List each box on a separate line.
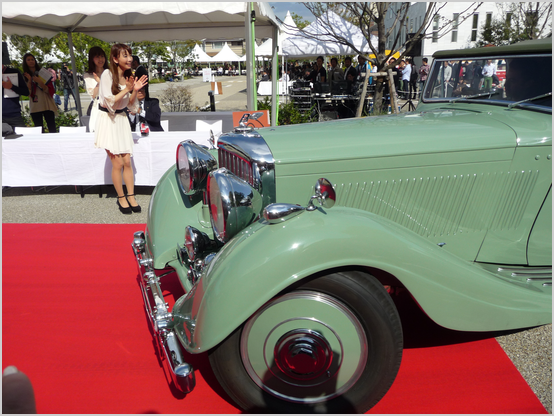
[259, 109, 517, 172]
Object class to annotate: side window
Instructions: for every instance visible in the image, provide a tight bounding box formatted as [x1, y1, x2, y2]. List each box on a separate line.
[505, 57, 552, 105]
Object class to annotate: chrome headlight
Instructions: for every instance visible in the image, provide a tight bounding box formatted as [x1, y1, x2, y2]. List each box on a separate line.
[176, 140, 217, 195]
[184, 226, 212, 262]
[207, 168, 262, 243]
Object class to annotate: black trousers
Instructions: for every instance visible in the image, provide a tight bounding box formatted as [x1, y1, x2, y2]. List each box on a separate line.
[31, 110, 57, 133]
[3, 115, 26, 128]
[409, 79, 418, 99]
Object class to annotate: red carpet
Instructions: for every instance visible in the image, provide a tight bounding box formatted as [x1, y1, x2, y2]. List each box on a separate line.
[2, 224, 547, 414]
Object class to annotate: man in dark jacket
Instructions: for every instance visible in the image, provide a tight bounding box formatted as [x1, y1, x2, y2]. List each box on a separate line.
[127, 87, 163, 132]
[343, 56, 358, 80]
[307, 56, 327, 83]
[2, 42, 30, 129]
[61, 63, 76, 112]
[132, 56, 149, 96]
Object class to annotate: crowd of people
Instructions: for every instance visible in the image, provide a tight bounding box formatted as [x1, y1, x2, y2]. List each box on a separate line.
[254, 55, 431, 101]
[254, 55, 374, 97]
[435, 59, 503, 97]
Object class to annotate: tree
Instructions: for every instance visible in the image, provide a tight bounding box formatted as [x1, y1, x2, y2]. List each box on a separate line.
[131, 41, 171, 78]
[290, 12, 311, 30]
[477, 2, 552, 46]
[52, 33, 110, 72]
[6, 32, 111, 73]
[287, 2, 480, 115]
[168, 40, 197, 71]
[476, 17, 517, 47]
[5, 34, 56, 71]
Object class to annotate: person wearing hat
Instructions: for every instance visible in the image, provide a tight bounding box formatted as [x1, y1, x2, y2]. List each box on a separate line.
[2, 42, 30, 130]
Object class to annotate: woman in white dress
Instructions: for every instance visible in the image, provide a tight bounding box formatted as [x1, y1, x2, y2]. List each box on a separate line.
[95, 43, 148, 214]
[83, 46, 109, 133]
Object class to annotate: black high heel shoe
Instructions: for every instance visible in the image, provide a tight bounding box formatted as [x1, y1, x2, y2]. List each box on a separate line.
[125, 194, 142, 213]
[117, 195, 132, 214]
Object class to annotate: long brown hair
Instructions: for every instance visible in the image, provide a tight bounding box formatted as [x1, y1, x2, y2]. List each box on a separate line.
[87, 46, 109, 74]
[109, 43, 132, 95]
[22, 53, 40, 75]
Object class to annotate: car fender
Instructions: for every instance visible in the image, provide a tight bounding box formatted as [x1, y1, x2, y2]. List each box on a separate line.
[173, 206, 551, 353]
[147, 164, 211, 270]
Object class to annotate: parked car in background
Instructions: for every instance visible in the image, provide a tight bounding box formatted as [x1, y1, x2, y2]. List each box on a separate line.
[132, 38, 551, 413]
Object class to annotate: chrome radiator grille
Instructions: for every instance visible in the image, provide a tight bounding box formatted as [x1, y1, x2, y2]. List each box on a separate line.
[218, 147, 254, 186]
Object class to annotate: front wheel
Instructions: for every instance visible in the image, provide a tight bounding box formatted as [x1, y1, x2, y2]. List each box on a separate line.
[208, 271, 403, 413]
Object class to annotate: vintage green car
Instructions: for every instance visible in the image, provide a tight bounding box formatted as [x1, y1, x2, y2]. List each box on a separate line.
[132, 38, 551, 413]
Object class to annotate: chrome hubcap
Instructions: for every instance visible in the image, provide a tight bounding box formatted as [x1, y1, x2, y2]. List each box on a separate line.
[240, 290, 367, 404]
[274, 329, 333, 380]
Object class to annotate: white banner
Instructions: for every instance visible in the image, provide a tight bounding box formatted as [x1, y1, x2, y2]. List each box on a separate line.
[202, 68, 212, 82]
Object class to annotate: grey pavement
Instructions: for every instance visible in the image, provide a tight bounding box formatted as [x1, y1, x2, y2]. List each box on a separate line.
[5, 75, 552, 413]
[65, 74, 254, 114]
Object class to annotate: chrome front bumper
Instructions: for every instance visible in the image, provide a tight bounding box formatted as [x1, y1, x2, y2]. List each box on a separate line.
[132, 231, 195, 393]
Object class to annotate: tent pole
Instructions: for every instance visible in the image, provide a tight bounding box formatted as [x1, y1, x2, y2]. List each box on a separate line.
[271, 24, 278, 127]
[251, 3, 257, 111]
[245, 2, 257, 111]
[67, 31, 83, 125]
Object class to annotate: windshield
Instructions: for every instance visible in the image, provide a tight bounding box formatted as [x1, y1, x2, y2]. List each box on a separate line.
[422, 55, 552, 109]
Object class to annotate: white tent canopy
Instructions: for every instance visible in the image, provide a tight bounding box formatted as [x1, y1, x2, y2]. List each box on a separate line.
[185, 44, 214, 63]
[211, 42, 246, 62]
[280, 10, 300, 40]
[256, 11, 299, 57]
[282, 10, 376, 58]
[255, 38, 274, 57]
[2, 2, 279, 42]
[2, 2, 281, 122]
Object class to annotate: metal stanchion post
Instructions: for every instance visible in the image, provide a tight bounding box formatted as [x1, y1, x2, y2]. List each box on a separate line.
[208, 91, 216, 112]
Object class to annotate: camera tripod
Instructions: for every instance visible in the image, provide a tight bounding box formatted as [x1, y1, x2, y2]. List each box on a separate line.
[401, 96, 416, 112]
[400, 88, 418, 112]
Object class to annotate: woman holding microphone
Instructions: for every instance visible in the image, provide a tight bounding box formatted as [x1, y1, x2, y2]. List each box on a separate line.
[94, 43, 148, 214]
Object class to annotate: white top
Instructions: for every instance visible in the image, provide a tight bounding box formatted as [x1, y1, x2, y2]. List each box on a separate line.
[98, 69, 138, 115]
[482, 63, 495, 77]
[94, 69, 138, 155]
[83, 72, 99, 99]
[402, 64, 411, 81]
[84, 72, 101, 132]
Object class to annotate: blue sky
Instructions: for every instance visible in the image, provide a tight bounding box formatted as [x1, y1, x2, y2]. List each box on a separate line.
[268, 2, 315, 23]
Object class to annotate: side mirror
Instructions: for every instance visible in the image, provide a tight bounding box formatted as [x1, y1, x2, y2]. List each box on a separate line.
[307, 178, 336, 210]
[263, 178, 336, 224]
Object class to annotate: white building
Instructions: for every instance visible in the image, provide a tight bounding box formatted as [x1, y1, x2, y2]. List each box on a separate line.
[385, 2, 508, 63]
